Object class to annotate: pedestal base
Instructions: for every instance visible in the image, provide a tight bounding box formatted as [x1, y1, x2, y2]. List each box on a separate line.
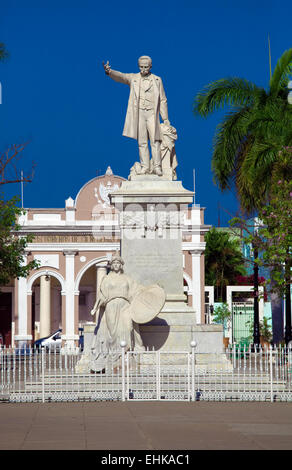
[74, 317, 231, 373]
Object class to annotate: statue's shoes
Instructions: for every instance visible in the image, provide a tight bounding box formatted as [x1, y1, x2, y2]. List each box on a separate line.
[139, 167, 149, 175]
[153, 167, 163, 176]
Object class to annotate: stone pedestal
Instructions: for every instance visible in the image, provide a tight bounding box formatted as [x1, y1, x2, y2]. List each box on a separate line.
[110, 178, 193, 308]
[75, 322, 232, 373]
[109, 177, 224, 354]
[74, 323, 96, 373]
[75, 177, 227, 373]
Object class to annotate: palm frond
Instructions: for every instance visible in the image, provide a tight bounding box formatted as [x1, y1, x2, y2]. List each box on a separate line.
[211, 107, 252, 189]
[193, 78, 265, 117]
[270, 48, 292, 96]
[193, 48, 292, 212]
[236, 141, 280, 212]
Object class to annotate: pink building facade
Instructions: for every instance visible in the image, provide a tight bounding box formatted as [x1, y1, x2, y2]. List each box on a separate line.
[1, 167, 209, 348]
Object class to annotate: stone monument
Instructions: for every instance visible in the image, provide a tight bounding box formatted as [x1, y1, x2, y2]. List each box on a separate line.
[103, 55, 173, 177]
[76, 56, 228, 373]
[104, 56, 226, 356]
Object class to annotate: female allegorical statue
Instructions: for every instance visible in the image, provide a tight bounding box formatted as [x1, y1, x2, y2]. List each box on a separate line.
[90, 252, 165, 372]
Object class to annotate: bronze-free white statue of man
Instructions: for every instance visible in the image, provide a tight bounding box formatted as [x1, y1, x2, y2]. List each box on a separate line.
[103, 56, 170, 176]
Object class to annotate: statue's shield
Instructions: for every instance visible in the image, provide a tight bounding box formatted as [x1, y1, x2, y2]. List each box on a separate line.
[129, 285, 166, 324]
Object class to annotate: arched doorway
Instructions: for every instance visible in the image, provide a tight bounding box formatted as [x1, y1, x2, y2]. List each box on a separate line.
[30, 274, 63, 341]
[78, 265, 96, 327]
[75, 258, 109, 329]
[0, 287, 13, 347]
[183, 272, 193, 307]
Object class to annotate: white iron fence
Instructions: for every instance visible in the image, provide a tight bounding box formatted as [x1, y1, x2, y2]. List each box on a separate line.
[1, 344, 292, 403]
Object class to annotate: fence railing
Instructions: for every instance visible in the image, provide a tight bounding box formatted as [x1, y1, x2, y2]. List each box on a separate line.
[1, 344, 292, 403]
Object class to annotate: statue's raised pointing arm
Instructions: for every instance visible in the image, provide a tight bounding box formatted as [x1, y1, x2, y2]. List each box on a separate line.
[102, 56, 170, 177]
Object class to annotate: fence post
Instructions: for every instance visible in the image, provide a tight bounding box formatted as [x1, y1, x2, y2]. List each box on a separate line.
[157, 351, 160, 400]
[269, 345, 273, 403]
[41, 347, 45, 403]
[120, 341, 126, 401]
[190, 341, 196, 401]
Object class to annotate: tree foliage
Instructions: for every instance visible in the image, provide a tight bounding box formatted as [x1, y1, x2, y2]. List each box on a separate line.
[212, 303, 231, 323]
[193, 48, 292, 214]
[0, 196, 39, 287]
[0, 42, 38, 288]
[0, 143, 35, 186]
[205, 227, 246, 301]
[231, 149, 292, 297]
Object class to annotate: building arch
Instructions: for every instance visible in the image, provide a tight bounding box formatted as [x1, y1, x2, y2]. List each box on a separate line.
[183, 271, 193, 294]
[27, 269, 66, 294]
[75, 256, 109, 292]
[27, 269, 65, 342]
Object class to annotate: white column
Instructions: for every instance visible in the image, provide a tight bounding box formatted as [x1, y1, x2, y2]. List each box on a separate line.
[63, 251, 78, 348]
[14, 254, 32, 345]
[39, 274, 51, 338]
[95, 265, 107, 322]
[15, 276, 29, 344]
[189, 250, 203, 324]
[205, 286, 214, 308]
[96, 265, 107, 293]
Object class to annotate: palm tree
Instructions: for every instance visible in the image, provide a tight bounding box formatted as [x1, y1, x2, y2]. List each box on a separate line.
[194, 49, 292, 343]
[205, 228, 246, 301]
[193, 48, 292, 214]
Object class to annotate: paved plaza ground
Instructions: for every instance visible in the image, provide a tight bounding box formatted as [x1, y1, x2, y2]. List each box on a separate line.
[0, 401, 292, 451]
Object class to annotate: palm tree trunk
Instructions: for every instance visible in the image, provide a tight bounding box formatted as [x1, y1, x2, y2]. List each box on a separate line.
[253, 247, 260, 346]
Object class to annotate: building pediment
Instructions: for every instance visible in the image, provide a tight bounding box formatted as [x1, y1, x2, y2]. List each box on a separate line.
[74, 168, 125, 221]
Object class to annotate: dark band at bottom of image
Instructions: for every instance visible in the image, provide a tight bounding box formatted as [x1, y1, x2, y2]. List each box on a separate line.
[6, 450, 205, 464]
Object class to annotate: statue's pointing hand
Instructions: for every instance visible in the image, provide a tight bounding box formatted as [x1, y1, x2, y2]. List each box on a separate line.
[103, 60, 111, 75]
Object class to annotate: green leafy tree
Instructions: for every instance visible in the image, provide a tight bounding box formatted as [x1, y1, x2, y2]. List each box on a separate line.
[231, 150, 292, 342]
[205, 227, 246, 301]
[193, 48, 292, 213]
[0, 44, 38, 288]
[0, 196, 39, 288]
[212, 303, 231, 336]
[246, 317, 273, 343]
[194, 48, 292, 343]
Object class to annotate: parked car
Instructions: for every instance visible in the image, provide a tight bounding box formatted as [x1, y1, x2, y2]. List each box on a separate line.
[33, 328, 84, 352]
[33, 329, 62, 351]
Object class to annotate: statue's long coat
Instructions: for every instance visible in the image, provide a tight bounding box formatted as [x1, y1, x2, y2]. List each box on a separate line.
[108, 70, 169, 141]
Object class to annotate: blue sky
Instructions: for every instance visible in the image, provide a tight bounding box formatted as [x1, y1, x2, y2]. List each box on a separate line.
[1, 0, 291, 227]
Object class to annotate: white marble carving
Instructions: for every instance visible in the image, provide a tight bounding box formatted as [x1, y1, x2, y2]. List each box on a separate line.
[89, 252, 165, 372]
[105, 166, 113, 176]
[103, 56, 177, 178]
[94, 181, 119, 207]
